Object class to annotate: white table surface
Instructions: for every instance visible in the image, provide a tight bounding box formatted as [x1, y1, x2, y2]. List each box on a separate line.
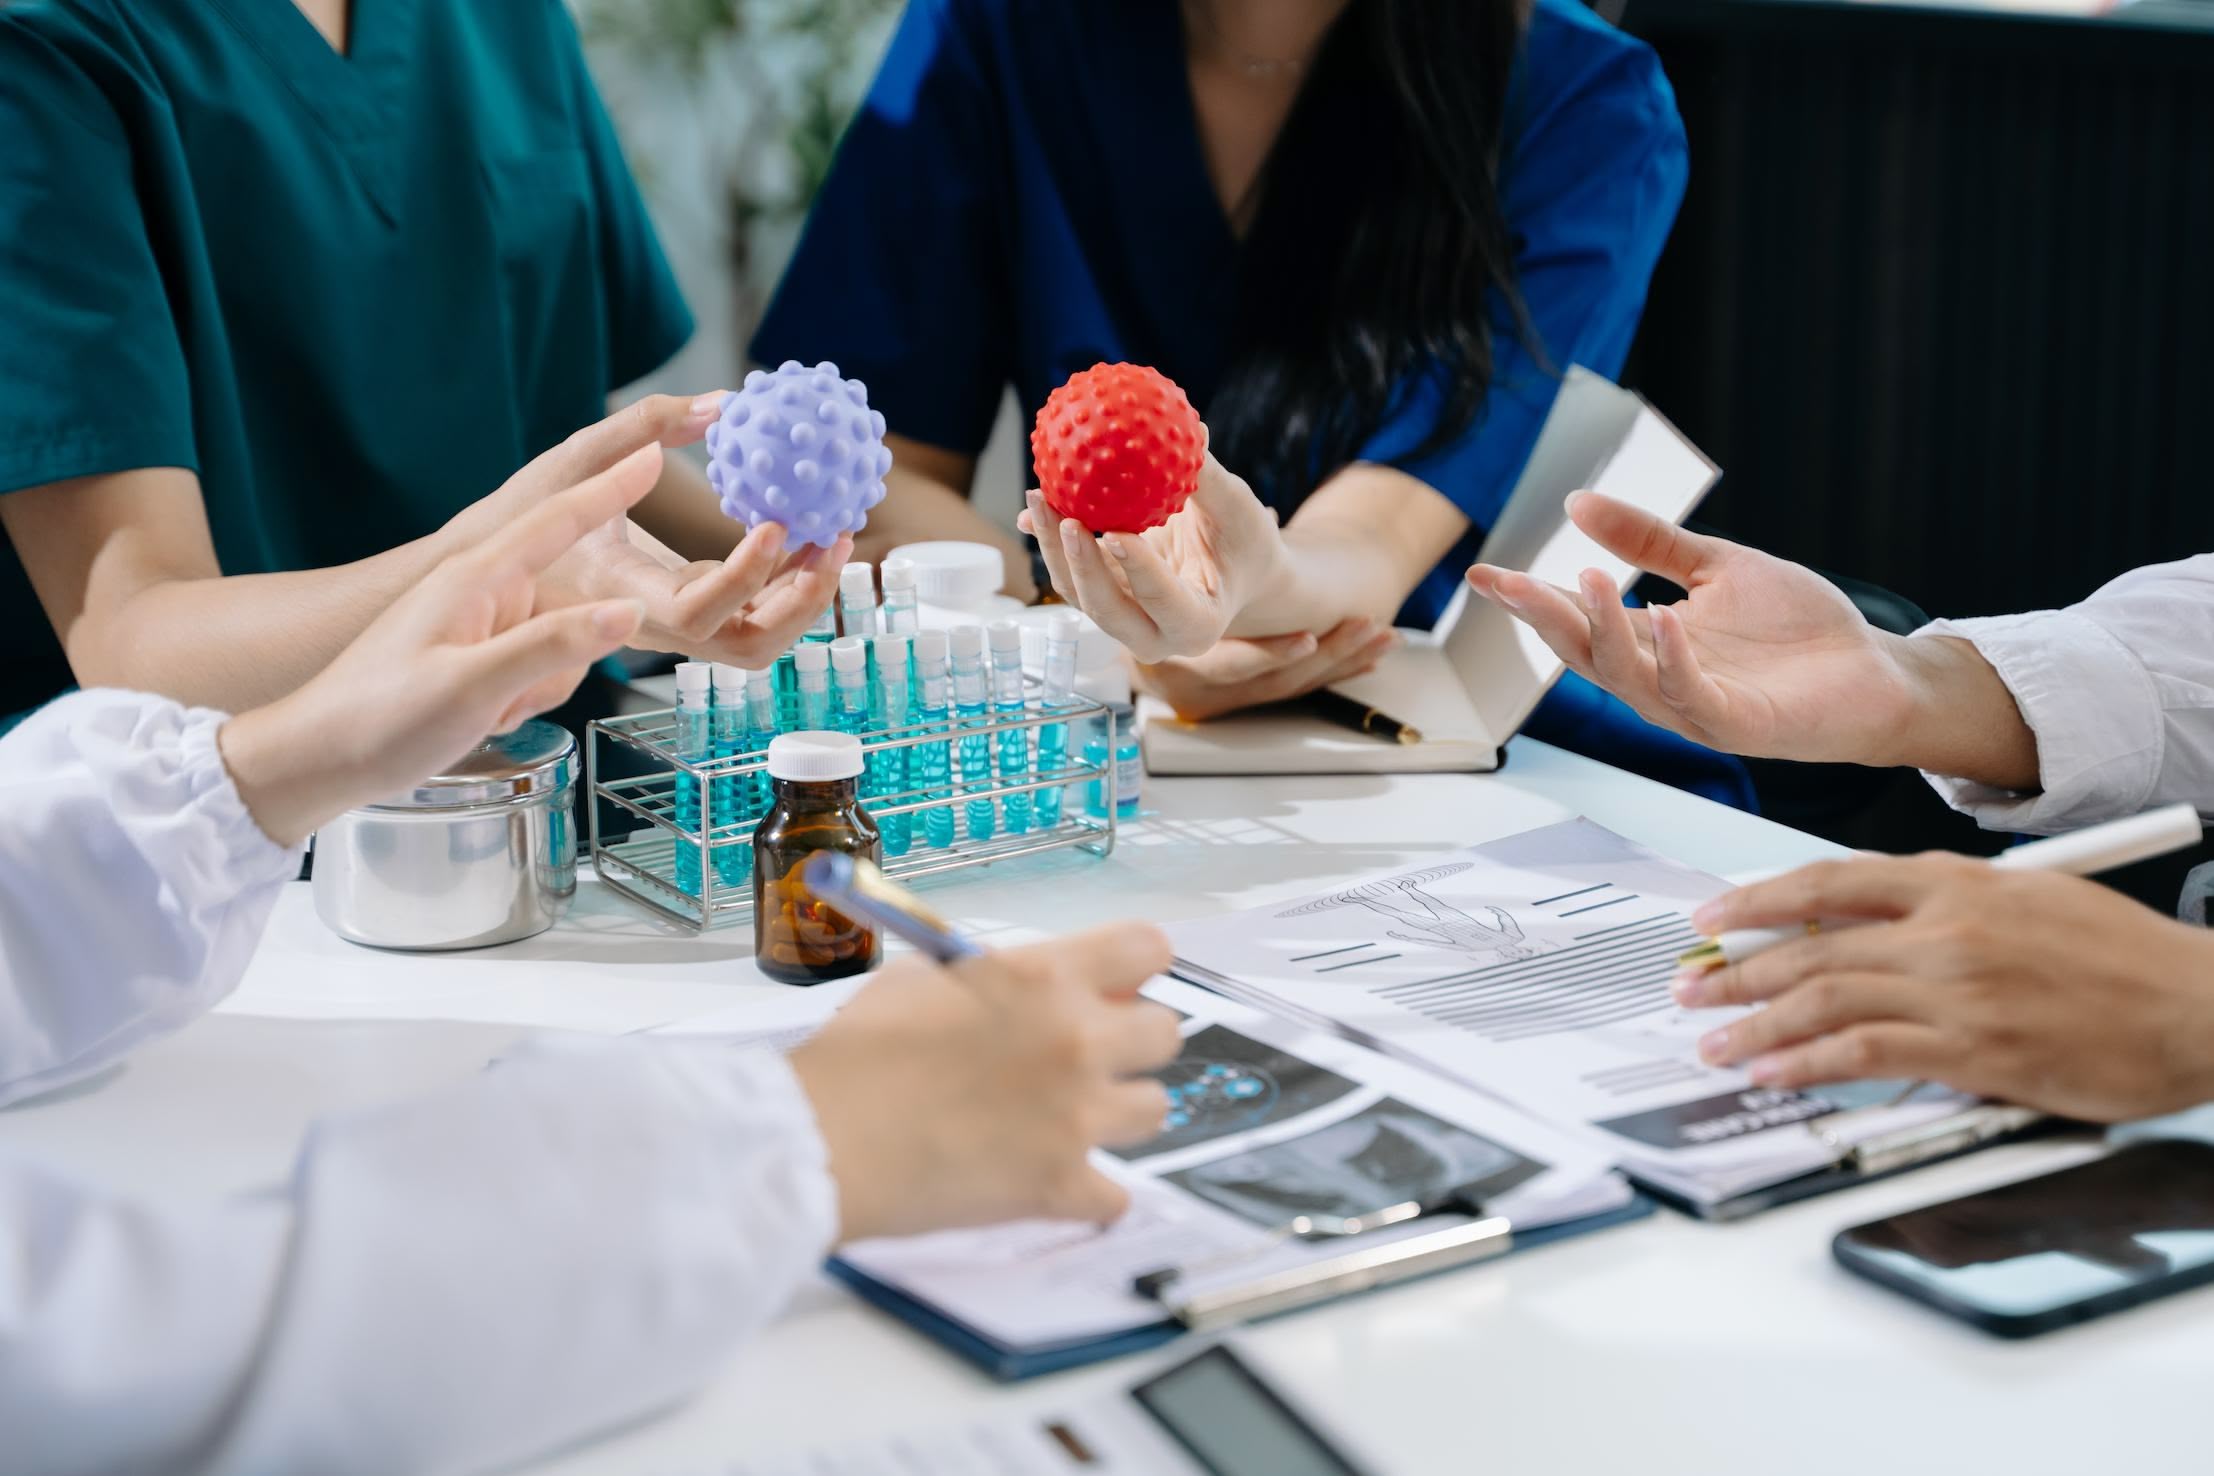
[14, 738, 2207, 1475]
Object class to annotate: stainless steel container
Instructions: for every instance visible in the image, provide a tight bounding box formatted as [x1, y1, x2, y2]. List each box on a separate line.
[313, 722, 577, 950]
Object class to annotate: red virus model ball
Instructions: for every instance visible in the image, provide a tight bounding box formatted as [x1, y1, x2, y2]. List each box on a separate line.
[1030, 362, 1205, 534]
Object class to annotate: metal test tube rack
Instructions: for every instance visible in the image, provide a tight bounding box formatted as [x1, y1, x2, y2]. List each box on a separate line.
[587, 681, 1117, 931]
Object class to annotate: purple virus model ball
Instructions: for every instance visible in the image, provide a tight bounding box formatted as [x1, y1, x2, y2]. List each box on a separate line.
[704, 360, 891, 550]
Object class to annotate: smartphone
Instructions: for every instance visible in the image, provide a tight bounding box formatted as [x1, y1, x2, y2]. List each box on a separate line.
[1833, 1138, 2214, 1338]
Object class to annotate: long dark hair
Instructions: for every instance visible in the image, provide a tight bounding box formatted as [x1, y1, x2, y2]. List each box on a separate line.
[1206, 0, 1536, 510]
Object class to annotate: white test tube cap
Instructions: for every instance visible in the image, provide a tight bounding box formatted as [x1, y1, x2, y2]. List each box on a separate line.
[793, 642, 830, 674]
[874, 630, 912, 668]
[912, 627, 949, 664]
[710, 662, 745, 701]
[830, 635, 868, 673]
[881, 556, 917, 593]
[839, 560, 876, 603]
[675, 661, 711, 704]
[766, 731, 864, 782]
[987, 618, 1022, 654]
[948, 623, 985, 658]
[741, 664, 774, 690]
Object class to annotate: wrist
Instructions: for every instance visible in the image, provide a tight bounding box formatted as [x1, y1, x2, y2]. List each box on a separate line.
[1881, 632, 2041, 789]
[217, 693, 372, 847]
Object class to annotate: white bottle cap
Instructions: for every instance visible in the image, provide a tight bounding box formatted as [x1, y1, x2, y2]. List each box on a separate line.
[890, 541, 1004, 610]
[881, 556, 917, 594]
[675, 661, 711, 705]
[839, 561, 876, 604]
[912, 627, 949, 665]
[830, 635, 868, 673]
[987, 618, 1022, 654]
[793, 643, 830, 675]
[947, 623, 985, 658]
[766, 731, 864, 782]
[874, 631, 911, 670]
[710, 662, 745, 701]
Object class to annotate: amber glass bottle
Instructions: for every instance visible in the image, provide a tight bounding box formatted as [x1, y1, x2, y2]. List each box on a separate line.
[753, 731, 883, 984]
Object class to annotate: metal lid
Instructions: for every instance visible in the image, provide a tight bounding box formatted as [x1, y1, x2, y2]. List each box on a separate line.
[364, 720, 576, 811]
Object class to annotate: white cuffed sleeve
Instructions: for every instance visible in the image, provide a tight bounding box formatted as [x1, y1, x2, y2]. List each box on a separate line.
[2, 1040, 839, 1476]
[1912, 554, 2214, 833]
[0, 690, 303, 1108]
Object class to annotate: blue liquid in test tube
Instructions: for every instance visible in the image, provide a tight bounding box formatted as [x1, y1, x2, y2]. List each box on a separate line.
[1035, 611, 1081, 828]
[987, 619, 1030, 835]
[913, 629, 955, 850]
[709, 663, 749, 890]
[949, 625, 994, 842]
[672, 662, 710, 897]
[873, 632, 913, 856]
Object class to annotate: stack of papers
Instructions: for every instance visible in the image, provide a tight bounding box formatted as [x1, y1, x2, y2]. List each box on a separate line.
[837, 976, 1630, 1366]
[1167, 819, 1974, 1209]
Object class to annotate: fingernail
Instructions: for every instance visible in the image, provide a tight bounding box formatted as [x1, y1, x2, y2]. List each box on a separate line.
[1747, 1054, 1785, 1086]
[688, 392, 727, 420]
[1496, 589, 1524, 612]
[595, 599, 645, 638]
[1104, 537, 1129, 561]
[1691, 900, 1723, 931]
[1293, 633, 1318, 655]
[1697, 1027, 1732, 1064]
[1671, 972, 1706, 1007]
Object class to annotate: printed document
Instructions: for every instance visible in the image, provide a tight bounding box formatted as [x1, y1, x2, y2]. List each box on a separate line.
[1166, 819, 1972, 1206]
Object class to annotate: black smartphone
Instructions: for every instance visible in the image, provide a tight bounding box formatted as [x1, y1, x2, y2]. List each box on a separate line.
[1833, 1138, 2214, 1338]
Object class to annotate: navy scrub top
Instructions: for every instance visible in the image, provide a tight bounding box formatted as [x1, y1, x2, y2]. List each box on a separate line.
[754, 0, 1753, 808]
[0, 0, 692, 724]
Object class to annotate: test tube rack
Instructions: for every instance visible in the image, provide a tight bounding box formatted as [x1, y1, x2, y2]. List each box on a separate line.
[586, 683, 1117, 932]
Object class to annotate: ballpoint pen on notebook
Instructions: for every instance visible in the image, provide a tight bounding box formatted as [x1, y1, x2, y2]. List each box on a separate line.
[1299, 688, 1423, 746]
[801, 852, 982, 962]
[1677, 802, 2205, 972]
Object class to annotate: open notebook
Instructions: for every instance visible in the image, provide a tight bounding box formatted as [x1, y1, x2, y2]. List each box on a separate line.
[1141, 367, 1721, 776]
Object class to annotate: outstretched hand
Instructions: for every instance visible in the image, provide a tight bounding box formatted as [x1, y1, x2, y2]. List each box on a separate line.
[456, 393, 850, 669]
[222, 446, 664, 844]
[1018, 448, 1290, 663]
[1465, 492, 1926, 766]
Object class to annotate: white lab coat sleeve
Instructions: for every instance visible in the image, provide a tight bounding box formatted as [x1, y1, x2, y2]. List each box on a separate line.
[0, 689, 303, 1108]
[1912, 553, 2214, 833]
[0, 1038, 840, 1476]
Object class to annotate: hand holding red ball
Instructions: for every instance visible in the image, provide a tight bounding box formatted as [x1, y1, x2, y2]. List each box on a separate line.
[1030, 363, 1206, 534]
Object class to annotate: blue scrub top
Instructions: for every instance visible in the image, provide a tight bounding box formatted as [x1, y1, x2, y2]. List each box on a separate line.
[755, 0, 1754, 808]
[0, 0, 692, 726]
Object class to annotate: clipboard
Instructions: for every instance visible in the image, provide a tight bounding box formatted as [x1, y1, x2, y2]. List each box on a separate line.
[1640, 1103, 2068, 1223]
[825, 1194, 1655, 1382]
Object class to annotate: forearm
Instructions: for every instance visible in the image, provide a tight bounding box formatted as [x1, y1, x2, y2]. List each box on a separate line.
[80, 533, 459, 711]
[1227, 464, 1464, 638]
[1880, 633, 2042, 790]
[871, 468, 1035, 600]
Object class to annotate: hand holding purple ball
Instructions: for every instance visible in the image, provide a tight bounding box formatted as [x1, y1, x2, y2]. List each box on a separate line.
[705, 360, 892, 550]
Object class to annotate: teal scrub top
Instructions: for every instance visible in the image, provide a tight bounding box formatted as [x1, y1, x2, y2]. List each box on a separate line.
[0, 0, 693, 722]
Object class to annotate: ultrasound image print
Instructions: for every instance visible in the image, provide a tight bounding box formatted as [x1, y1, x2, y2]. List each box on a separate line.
[1164, 1099, 1544, 1228]
[1113, 1025, 1360, 1160]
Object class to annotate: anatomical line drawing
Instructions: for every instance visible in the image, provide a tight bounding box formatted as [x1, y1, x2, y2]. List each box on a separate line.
[1276, 864, 1549, 963]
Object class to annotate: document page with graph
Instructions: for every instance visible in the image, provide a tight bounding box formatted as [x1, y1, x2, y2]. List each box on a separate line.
[1167, 819, 1973, 1206]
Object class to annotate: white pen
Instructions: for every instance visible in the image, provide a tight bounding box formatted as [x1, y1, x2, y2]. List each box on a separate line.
[1677, 802, 2205, 972]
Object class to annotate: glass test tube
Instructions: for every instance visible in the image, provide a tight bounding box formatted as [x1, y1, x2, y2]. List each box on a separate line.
[1035, 611, 1080, 828]
[949, 624, 994, 841]
[793, 641, 832, 733]
[873, 631, 914, 857]
[830, 636, 872, 738]
[913, 628, 955, 850]
[987, 619, 1031, 835]
[710, 663, 749, 890]
[673, 661, 710, 897]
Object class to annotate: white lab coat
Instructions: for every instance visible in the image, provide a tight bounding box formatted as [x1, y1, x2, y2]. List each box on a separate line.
[1914, 554, 2214, 833]
[0, 691, 838, 1476]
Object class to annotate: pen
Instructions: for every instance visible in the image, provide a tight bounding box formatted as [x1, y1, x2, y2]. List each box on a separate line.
[800, 852, 982, 962]
[1678, 802, 2204, 971]
[1302, 688, 1423, 746]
